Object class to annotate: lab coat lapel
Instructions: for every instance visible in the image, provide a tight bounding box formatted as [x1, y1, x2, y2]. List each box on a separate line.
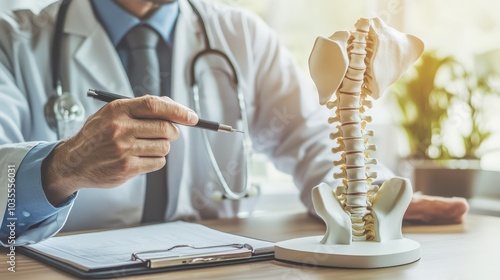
[171, 0, 203, 106]
[62, 0, 200, 101]
[63, 0, 133, 97]
[166, 0, 203, 218]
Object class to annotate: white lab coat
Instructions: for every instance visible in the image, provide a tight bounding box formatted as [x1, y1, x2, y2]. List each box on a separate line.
[0, 0, 377, 245]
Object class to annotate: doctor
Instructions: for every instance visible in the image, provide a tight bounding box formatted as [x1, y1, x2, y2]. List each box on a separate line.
[0, 0, 467, 246]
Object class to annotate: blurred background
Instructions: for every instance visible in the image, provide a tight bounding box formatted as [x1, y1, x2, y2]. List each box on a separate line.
[218, 0, 500, 212]
[2, 0, 500, 214]
[219, 0, 500, 194]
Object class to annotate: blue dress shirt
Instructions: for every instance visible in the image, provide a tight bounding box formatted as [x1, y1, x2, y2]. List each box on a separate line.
[91, 0, 178, 48]
[92, 0, 179, 96]
[1, 0, 179, 245]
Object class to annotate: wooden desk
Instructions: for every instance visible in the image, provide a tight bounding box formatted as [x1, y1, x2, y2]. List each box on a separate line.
[1, 212, 498, 279]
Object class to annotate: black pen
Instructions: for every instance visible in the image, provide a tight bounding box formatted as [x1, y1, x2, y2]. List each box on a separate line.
[86, 89, 243, 133]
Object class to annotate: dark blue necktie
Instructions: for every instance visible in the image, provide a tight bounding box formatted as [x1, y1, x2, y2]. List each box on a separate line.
[125, 25, 167, 223]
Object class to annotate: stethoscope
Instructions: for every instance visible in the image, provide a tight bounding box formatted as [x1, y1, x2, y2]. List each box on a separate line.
[44, 0, 85, 140]
[45, 0, 257, 201]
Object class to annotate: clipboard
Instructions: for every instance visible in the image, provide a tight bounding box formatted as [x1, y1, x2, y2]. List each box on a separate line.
[19, 221, 275, 279]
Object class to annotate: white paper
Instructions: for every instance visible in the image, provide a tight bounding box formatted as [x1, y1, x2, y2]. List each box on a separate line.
[24, 221, 274, 271]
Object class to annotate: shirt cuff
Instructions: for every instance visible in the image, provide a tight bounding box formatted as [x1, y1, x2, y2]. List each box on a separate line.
[7, 142, 76, 231]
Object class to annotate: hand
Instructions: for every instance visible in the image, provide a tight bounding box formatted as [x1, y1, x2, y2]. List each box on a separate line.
[41, 95, 198, 205]
[403, 193, 469, 225]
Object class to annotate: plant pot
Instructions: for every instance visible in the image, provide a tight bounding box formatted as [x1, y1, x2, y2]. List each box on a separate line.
[397, 158, 500, 216]
[397, 159, 483, 198]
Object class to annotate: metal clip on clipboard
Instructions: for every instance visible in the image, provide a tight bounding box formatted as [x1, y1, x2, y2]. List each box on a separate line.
[131, 243, 255, 269]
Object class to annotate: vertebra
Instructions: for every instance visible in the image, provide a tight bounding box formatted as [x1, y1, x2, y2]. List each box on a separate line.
[309, 17, 424, 244]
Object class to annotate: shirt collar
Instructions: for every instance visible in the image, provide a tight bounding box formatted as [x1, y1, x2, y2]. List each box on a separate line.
[91, 0, 179, 47]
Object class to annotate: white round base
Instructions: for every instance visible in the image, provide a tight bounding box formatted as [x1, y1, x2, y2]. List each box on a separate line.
[275, 236, 420, 268]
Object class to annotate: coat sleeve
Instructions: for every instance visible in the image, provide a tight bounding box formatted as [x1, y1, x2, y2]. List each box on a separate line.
[0, 8, 75, 246]
[0, 143, 77, 247]
[248, 21, 336, 213]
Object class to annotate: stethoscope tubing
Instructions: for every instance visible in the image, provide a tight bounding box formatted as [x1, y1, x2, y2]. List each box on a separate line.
[48, 0, 254, 200]
[187, 0, 254, 200]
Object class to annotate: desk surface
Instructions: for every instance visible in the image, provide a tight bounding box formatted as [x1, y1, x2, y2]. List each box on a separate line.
[1, 212, 498, 279]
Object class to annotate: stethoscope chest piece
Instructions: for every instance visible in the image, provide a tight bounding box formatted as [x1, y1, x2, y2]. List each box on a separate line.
[46, 0, 85, 139]
[46, 0, 254, 200]
[45, 88, 85, 139]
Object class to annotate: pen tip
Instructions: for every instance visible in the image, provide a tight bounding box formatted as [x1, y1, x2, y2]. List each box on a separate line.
[234, 129, 244, 133]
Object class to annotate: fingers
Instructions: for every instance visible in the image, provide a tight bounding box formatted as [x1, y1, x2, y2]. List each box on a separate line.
[133, 156, 167, 174]
[404, 194, 469, 225]
[112, 155, 167, 176]
[99, 95, 194, 141]
[56, 95, 193, 190]
[101, 122, 173, 159]
[118, 95, 199, 126]
[126, 118, 180, 140]
[131, 139, 171, 157]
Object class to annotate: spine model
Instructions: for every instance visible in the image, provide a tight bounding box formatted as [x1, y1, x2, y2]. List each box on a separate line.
[328, 19, 377, 241]
[309, 17, 424, 244]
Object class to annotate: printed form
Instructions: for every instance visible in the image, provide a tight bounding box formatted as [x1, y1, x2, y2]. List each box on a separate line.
[24, 221, 274, 271]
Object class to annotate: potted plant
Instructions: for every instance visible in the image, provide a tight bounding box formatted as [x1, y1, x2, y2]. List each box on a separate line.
[389, 51, 499, 198]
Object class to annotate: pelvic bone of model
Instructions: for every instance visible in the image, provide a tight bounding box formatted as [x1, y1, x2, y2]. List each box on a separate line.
[309, 18, 424, 244]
